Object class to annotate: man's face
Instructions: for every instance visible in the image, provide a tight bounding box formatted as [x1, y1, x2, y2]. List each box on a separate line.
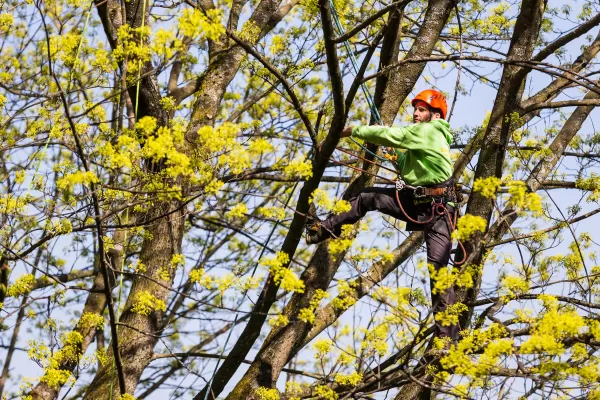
[413, 100, 432, 123]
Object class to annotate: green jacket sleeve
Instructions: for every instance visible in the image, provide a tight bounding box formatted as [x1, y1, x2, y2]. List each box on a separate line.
[351, 124, 425, 149]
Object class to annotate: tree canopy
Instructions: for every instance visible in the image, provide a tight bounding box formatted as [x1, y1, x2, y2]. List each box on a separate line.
[2, 0, 600, 399]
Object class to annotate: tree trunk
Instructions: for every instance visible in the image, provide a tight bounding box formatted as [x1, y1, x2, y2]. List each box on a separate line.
[83, 0, 295, 397]
[455, 0, 547, 322]
[84, 204, 185, 399]
[395, 0, 548, 398]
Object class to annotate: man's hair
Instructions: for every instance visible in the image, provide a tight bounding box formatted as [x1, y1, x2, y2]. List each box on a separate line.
[430, 107, 443, 118]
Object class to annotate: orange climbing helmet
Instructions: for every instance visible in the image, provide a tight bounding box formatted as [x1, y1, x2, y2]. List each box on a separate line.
[411, 89, 448, 119]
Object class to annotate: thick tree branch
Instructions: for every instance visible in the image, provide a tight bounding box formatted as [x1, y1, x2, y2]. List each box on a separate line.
[532, 12, 600, 62]
[320, 0, 345, 127]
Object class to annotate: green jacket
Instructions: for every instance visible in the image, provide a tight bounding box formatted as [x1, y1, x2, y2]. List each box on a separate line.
[351, 119, 453, 186]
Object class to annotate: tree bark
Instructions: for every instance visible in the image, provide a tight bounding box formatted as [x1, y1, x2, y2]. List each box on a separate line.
[84, 205, 185, 399]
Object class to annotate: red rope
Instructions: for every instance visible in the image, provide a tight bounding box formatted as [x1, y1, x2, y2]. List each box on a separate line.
[335, 146, 399, 175]
[395, 189, 436, 224]
[329, 158, 396, 184]
[394, 189, 466, 266]
[327, 144, 468, 265]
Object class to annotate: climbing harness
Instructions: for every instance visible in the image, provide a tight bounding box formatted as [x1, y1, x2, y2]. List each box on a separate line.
[393, 178, 466, 265]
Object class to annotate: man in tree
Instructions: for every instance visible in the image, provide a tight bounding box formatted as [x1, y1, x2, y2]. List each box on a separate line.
[307, 89, 459, 341]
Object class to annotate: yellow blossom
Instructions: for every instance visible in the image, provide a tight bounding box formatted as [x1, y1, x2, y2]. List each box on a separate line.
[452, 214, 487, 241]
[131, 291, 167, 315]
[255, 387, 279, 400]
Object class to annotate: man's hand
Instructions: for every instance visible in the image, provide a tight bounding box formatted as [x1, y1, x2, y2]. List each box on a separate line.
[341, 126, 353, 137]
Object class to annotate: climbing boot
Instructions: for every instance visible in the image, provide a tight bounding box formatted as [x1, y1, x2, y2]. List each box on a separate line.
[306, 214, 330, 245]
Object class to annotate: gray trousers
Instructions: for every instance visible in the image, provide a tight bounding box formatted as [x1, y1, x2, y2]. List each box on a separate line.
[322, 186, 459, 340]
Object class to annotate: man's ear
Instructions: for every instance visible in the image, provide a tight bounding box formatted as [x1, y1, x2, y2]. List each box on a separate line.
[431, 111, 442, 120]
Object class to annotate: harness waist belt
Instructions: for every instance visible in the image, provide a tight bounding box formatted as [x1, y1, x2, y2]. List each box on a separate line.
[416, 186, 451, 197]
[396, 178, 459, 199]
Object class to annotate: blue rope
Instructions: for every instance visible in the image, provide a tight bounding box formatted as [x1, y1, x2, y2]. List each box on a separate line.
[329, 0, 382, 124]
[328, 0, 396, 166]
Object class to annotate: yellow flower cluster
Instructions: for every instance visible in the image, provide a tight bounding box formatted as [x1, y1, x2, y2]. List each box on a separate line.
[170, 254, 185, 268]
[313, 385, 338, 399]
[576, 173, 600, 202]
[45, 218, 73, 235]
[351, 246, 394, 264]
[131, 290, 167, 315]
[428, 263, 479, 297]
[473, 176, 501, 199]
[0, 194, 30, 214]
[40, 368, 73, 389]
[0, 12, 13, 30]
[238, 20, 261, 42]
[205, 179, 224, 196]
[151, 28, 183, 60]
[189, 268, 260, 293]
[261, 252, 304, 293]
[440, 323, 511, 379]
[435, 302, 468, 327]
[257, 206, 286, 220]
[310, 189, 350, 215]
[313, 338, 333, 358]
[255, 387, 279, 400]
[328, 224, 355, 255]
[57, 171, 99, 190]
[334, 371, 362, 386]
[48, 31, 84, 68]
[27, 330, 88, 390]
[285, 381, 304, 399]
[178, 8, 224, 41]
[506, 181, 543, 216]
[283, 156, 313, 179]
[452, 214, 487, 241]
[331, 280, 357, 311]
[268, 314, 289, 328]
[197, 123, 252, 176]
[96, 134, 139, 169]
[248, 138, 274, 154]
[298, 289, 329, 324]
[7, 273, 35, 297]
[501, 275, 529, 297]
[77, 312, 104, 330]
[113, 25, 152, 80]
[373, 287, 416, 322]
[520, 295, 584, 355]
[361, 323, 389, 356]
[226, 203, 248, 220]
